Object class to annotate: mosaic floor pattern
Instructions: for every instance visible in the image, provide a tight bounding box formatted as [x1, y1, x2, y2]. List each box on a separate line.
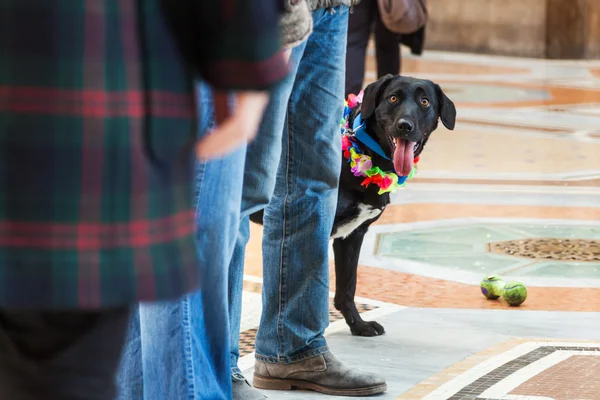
[399, 339, 600, 400]
[374, 222, 600, 281]
[488, 238, 600, 262]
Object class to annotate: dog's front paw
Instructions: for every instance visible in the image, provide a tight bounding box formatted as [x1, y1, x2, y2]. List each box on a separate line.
[350, 320, 385, 337]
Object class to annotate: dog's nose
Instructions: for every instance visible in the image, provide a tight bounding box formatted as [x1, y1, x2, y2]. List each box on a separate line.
[397, 119, 414, 133]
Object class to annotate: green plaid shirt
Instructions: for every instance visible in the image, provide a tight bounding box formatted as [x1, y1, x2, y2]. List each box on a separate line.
[0, 0, 288, 309]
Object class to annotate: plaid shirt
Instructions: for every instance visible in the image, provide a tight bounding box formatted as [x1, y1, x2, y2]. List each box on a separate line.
[0, 0, 288, 309]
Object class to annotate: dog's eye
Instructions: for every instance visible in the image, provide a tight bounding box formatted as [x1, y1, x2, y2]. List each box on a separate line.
[420, 98, 430, 107]
[389, 95, 398, 103]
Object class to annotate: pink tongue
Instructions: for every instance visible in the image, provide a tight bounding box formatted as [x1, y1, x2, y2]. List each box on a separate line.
[393, 139, 415, 176]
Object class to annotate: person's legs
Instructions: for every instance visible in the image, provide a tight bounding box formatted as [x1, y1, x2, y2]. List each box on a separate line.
[345, 0, 376, 97]
[374, 6, 402, 77]
[251, 6, 386, 396]
[255, 7, 348, 362]
[0, 308, 130, 400]
[117, 83, 246, 400]
[229, 41, 306, 400]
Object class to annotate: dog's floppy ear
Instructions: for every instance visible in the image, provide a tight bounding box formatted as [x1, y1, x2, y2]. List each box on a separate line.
[361, 74, 394, 119]
[434, 84, 456, 130]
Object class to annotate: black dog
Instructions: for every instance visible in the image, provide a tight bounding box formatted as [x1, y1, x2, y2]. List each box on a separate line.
[251, 74, 456, 337]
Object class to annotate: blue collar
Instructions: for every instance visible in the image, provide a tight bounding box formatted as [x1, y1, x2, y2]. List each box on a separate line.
[352, 113, 391, 161]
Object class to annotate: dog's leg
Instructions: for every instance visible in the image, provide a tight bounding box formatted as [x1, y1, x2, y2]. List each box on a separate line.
[333, 227, 385, 337]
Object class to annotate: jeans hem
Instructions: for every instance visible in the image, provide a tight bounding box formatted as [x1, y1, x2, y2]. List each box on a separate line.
[254, 345, 330, 364]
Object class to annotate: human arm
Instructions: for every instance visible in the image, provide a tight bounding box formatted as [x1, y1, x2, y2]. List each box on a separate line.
[161, 0, 290, 90]
[160, 0, 292, 158]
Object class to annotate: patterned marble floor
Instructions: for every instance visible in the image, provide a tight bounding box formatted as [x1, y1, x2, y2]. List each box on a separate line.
[237, 48, 600, 399]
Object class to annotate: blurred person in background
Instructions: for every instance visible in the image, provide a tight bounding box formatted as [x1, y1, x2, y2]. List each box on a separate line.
[345, 0, 428, 97]
[116, 2, 306, 400]
[0, 1, 287, 399]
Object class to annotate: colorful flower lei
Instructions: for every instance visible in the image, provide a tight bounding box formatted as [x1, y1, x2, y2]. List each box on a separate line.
[340, 91, 419, 195]
[340, 91, 364, 134]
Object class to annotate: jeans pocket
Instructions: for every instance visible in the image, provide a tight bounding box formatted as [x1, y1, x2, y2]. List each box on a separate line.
[315, 5, 348, 24]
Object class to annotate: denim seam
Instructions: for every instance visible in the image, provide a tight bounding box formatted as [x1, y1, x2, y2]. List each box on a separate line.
[255, 345, 330, 364]
[275, 101, 293, 362]
[180, 296, 198, 400]
[188, 129, 203, 400]
[194, 163, 207, 217]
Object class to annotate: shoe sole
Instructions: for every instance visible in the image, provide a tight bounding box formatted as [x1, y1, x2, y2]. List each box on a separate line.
[253, 373, 387, 397]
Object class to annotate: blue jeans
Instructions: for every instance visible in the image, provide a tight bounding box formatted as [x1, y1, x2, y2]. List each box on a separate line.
[229, 7, 349, 373]
[117, 84, 245, 400]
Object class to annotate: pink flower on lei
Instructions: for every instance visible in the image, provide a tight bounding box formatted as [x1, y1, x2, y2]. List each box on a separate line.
[341, 136, 352, 151]
[347, 90, 364, 109]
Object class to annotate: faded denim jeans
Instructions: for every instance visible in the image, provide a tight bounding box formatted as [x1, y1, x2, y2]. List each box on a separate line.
[229, 7, 349, 379]
[117, 83, 244, 400]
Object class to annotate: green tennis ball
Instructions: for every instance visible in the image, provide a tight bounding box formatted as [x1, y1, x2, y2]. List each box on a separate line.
[502, 281, 528, 306]
[480, 275, 506, 300]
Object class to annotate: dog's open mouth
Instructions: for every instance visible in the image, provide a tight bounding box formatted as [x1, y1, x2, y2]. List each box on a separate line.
[387, 136, 417, 177]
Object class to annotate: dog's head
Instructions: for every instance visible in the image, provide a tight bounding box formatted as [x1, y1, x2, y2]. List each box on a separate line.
[359, 74, 456, 177]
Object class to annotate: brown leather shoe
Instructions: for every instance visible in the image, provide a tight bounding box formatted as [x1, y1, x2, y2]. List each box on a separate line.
[253, 352, 387, 397]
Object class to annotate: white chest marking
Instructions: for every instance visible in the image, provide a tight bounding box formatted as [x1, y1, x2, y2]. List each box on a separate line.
[331, 204, 382, 240]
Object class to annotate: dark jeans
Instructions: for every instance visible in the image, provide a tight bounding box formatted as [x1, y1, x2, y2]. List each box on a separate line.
[345, 0, 401, 97]
[0, 307, 130, 400]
